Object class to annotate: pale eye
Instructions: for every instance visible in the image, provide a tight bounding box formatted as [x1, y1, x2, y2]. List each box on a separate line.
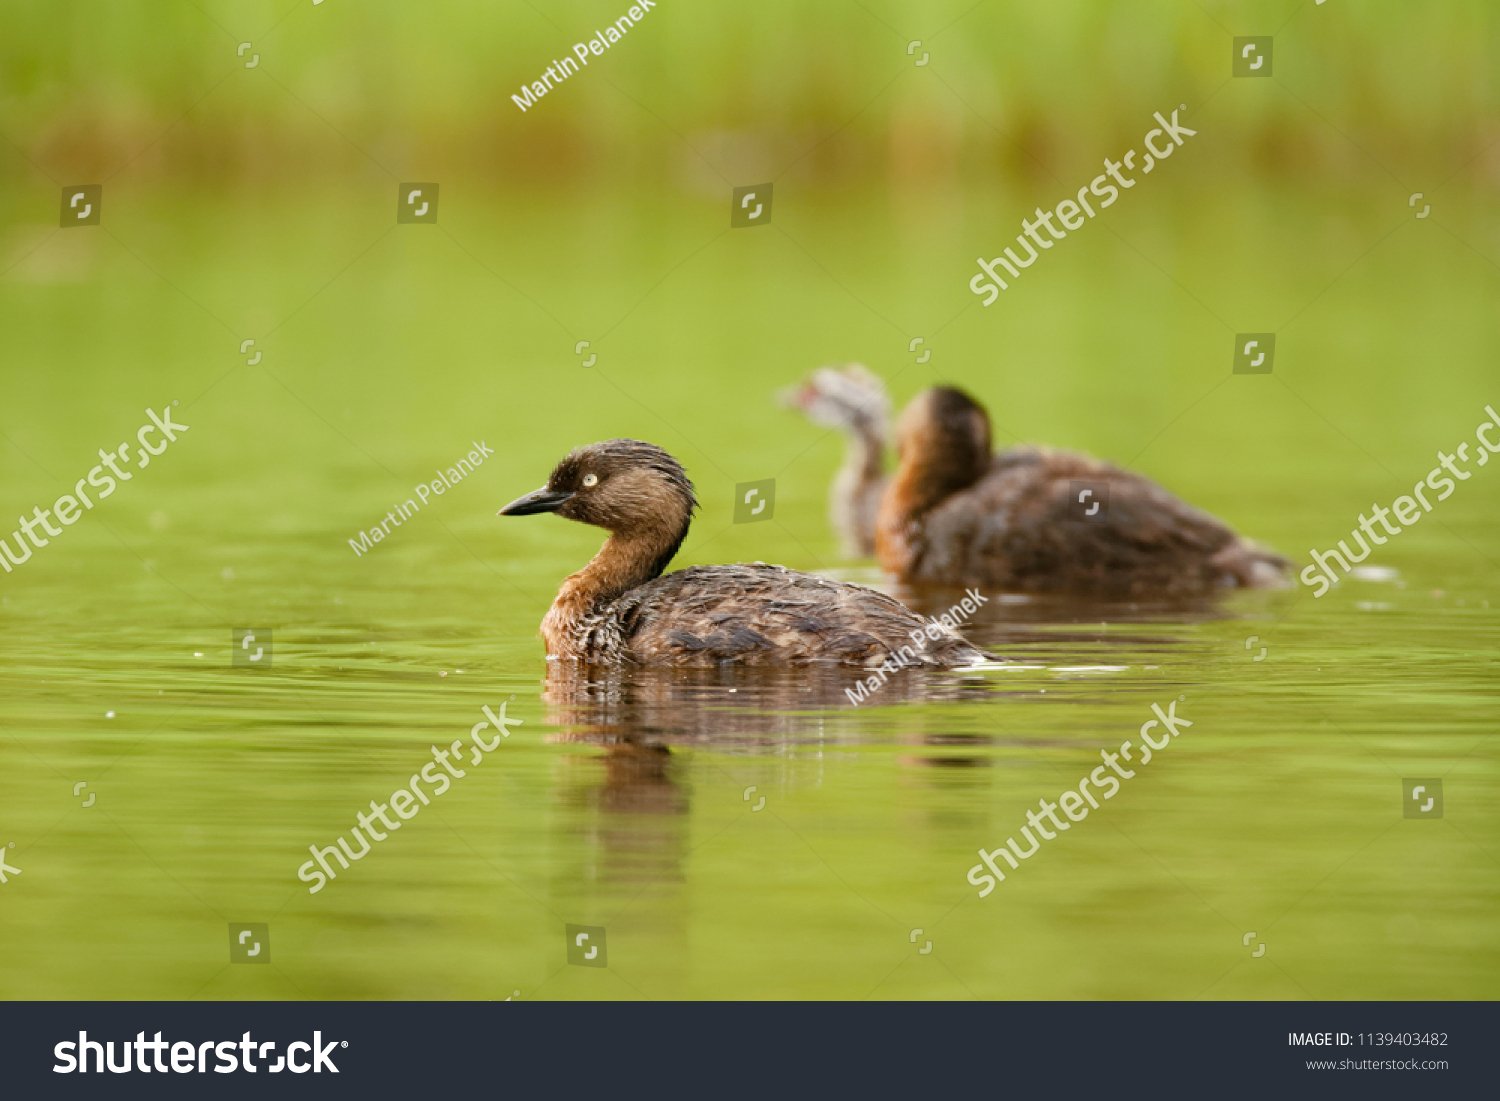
[582, 473, 598, 487]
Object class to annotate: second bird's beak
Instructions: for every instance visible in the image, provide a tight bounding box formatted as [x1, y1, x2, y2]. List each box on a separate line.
[777, 381, 815, 411]
[498, 486, 574, 516]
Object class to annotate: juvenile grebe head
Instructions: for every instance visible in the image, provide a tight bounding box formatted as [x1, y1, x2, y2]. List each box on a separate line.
[780, 364, 890, 435]
[893, 386, 992, 504]
[500, 439, 699, 582]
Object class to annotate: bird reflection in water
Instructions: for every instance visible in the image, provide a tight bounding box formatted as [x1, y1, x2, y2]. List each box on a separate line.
[537, 591, 1208, 895]
[540, 662, 1001, 889]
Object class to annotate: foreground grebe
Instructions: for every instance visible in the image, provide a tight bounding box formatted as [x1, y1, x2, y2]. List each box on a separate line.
[499, 439, 985, 666]
[788, 371, 1288, 594]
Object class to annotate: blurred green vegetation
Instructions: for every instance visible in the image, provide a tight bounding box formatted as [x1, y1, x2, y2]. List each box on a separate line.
[2, 0, 1497, 192]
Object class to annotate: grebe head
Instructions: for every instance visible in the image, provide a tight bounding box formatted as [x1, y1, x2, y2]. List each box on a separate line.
[500, 438, 698, 541]
[894, 386, 991, 493]
[780, 364, 890, 435]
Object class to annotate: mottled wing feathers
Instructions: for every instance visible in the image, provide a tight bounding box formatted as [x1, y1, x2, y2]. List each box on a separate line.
[914, 448, 1281, 593]
[596, 564, 984, 667]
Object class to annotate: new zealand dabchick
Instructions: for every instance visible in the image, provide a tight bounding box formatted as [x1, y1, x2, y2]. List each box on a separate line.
[499, 439, 986, 667]
[786, 368, 1288, 596]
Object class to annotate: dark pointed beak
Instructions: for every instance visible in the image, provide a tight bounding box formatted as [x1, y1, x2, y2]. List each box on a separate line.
[498, 486, 574, 516]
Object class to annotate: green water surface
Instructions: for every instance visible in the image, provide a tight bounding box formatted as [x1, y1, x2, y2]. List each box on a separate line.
[1, 181, 1496, 1000]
